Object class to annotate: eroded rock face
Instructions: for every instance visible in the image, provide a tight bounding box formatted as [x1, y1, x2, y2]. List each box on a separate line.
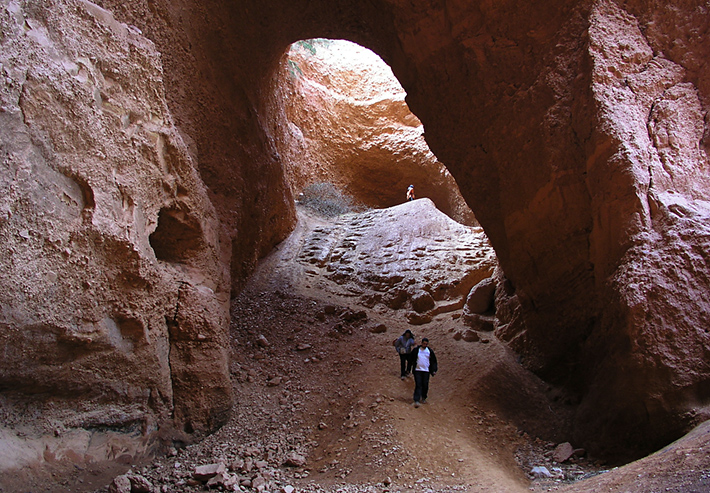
[105, 0, 710, 460]
[273, 40, 477, 226]
[2, 0, 709, 467]
[0, 0, 230, 469]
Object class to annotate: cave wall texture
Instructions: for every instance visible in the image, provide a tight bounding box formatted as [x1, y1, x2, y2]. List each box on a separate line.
[1, 0, 709, 463]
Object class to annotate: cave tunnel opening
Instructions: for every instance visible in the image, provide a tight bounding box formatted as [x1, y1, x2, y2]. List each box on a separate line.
[274, 38, 479, 227]
[220, 34, 605, 488]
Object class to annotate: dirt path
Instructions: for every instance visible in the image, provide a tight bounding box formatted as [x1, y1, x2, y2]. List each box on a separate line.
[221, 204, 572, 492]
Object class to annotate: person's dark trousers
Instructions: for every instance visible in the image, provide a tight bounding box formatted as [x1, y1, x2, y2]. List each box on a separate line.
[413, 370, 430, 402]
[399, 354, 409, 377]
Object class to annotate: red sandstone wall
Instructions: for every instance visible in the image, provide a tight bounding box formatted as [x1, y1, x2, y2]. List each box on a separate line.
[2, 0, 708, 462]
[0, 0, 232, 457]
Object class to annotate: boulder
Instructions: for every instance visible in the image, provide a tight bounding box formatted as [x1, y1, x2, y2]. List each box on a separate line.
[411, 291, 436, 313]
[464, 277, 497, 315]
[128, 476, 153, 493]
[406, 311, 433, 326]
[463, 313, 496, 331]
[108, 476, 132, 493]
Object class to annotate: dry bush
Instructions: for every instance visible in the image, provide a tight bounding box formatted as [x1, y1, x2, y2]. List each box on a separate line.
[298, 182, 362, 217]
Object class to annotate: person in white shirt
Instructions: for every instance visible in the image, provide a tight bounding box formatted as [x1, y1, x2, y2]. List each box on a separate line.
[408, 338, 438, 407]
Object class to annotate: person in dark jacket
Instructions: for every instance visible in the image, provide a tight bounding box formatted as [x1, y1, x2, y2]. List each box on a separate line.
[408, 338, 437, 407]
[394, 329, 416, 379]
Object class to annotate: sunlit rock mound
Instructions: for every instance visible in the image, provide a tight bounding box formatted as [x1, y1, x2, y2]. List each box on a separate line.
[295, 198, 495, 324]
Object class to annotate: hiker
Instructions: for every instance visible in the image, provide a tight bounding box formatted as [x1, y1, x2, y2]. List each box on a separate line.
[406, 185, 415, 201]
[394, 329, 416, 379]
[409, 337, 437, 407]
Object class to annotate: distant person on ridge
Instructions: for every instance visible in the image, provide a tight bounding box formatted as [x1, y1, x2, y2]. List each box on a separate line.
[406, 185, 415, 201]
[409, 337, 437, 407]
[393, 329, 416, 380]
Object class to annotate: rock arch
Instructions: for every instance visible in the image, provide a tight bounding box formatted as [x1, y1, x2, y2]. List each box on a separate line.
[104, 0, 708, 459]
[2, 0, 709, 464]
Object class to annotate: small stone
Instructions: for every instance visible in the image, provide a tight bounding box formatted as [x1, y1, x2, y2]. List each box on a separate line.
[257, 335, 269, 347]
[552, 442, 575, 463]
[530, 466, 552, 478]
[194, 462, 227, 481]
[212, 471, 241, 489]
[296, 343, 312, 351]
[369, 323, 387, 333]
[283, 451, 307, 467]
[230, 458, 245, 471]
[461, 329, 480, 342]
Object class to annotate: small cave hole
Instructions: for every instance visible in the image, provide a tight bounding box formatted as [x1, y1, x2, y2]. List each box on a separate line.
[149, 206, 204, 263]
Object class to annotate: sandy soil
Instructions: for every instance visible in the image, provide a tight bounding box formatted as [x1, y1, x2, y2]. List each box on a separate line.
[204, 204, 710, 493]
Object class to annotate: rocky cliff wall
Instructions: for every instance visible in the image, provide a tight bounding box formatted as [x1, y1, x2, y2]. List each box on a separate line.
[2, 0, 709, 465]
[0, 0, 231, 465]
